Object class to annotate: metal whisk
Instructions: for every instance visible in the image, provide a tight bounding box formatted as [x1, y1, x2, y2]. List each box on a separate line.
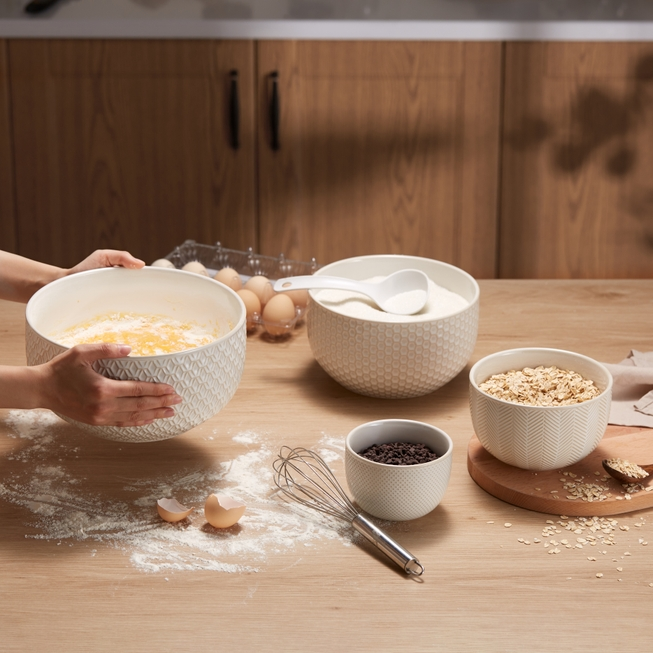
[273, 446, 424, 576]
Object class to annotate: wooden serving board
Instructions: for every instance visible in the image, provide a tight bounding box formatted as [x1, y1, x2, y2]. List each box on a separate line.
[467, 426, 653, 516]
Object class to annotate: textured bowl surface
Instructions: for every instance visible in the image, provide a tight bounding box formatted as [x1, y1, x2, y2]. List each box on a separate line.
[307, 255, 479, 399]
[345, 419, 453, 521]
[469, 348, 613, 471]
[25, 267, 246, 443]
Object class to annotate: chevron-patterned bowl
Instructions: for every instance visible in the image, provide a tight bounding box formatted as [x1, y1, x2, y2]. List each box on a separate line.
[469, 348, 612, 471]
[25, 267, 246, 443]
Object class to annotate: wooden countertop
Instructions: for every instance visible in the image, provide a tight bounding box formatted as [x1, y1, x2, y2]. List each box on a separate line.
[1, 279, 652, 652]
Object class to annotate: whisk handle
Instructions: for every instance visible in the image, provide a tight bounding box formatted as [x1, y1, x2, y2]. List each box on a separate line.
[352, 514, 424, 576]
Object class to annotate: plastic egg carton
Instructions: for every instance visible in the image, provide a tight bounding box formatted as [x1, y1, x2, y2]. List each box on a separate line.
[162, 240, 320, 336]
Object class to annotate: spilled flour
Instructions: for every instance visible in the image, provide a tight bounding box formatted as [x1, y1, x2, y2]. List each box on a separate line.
[0, 410, 352, 574]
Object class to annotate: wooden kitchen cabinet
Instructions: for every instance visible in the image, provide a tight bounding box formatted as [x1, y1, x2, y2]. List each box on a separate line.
[256, 41, 502, 278]
[8, 40, 257, 268]
[501, 42, 653, 279]
[0, 40, 15, 254]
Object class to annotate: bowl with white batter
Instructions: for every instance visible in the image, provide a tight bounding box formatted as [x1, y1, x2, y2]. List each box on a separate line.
[306, 255, 479, 399]
[25, 267, 247, 442]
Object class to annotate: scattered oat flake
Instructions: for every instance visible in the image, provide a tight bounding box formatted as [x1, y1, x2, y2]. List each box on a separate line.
[596, 573, 604, 578]
[504, 523, 512, 528]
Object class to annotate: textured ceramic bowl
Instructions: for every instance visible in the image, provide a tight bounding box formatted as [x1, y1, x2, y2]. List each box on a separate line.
[469, 348, 613, 471]
[345, 419, 453, 521]
[25, 267, 246, 443]
[306, 255, 479, 399]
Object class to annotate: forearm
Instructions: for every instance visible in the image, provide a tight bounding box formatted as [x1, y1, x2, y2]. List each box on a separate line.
[0, 251, 65, 303]
[0, 365, 44, 410]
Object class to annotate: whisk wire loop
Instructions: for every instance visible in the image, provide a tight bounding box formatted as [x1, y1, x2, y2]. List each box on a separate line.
[273, 446, 358, 521]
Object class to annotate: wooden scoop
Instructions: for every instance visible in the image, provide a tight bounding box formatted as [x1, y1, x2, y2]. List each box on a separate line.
[602, 459, 653, 485]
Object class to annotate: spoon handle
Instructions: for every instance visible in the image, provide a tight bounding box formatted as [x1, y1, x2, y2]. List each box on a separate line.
[274, 275, 374, 296]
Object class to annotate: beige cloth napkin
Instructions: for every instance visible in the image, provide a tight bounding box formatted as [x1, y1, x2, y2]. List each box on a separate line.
[602, 350, 653, 428]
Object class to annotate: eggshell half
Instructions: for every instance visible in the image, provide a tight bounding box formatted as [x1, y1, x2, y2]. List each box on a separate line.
[157, 498, 194, 523]
[204, 493, 246, 529]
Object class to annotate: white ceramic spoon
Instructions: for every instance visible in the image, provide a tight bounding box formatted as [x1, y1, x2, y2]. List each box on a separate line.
[273, 269, 429, 315]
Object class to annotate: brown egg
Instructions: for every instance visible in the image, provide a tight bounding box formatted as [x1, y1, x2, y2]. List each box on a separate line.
[244, 275, 275, 306]
[283, 288, 310, 309]
[156, 498, 194, 523]
[237, 288, 262, 330]
[262, 293, 297, 336]
[182, 261, 209, 276]
[151, 258, 176, 269]
[214, 267, 242, 291]
[204, 493, 246, 529]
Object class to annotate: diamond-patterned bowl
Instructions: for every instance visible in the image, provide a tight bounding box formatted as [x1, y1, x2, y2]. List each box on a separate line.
[25, 267, 246, 443]
[469, 348, 613, 471]
[345, 419, 453, 521]
[306, 255, 479, 399]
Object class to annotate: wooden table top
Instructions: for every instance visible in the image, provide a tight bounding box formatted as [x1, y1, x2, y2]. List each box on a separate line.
[1, 279, 652, 652]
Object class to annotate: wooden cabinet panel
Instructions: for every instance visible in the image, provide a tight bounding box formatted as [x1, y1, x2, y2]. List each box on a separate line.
[501, 42, 653, 279]
[256, 41, 502, 278]
[9, 40, 256, 268]
[0, 40, 15, 254]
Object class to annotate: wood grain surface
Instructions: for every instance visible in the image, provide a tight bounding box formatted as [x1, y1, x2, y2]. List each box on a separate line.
[1, 280, 652, 652]
[501, 42, 653, 279]
[0, 40, 15, 254]
[8, 40, 257, 267]
[256, 41, 501, 278]
[468, 427, 653, 516]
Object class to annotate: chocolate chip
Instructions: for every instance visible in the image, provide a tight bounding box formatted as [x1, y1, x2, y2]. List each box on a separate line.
[359, 442, 439, 466]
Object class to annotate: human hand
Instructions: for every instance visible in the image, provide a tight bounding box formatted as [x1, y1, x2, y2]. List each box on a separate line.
[35, 343, 182, 427]
[66, 250, 145, 276]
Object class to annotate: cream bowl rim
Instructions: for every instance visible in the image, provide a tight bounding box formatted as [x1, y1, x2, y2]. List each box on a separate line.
[25, 266, 247, 360]
[345, 418, 454, 469]
[310, 254, 480, 324]
[469, 347, 613, 410]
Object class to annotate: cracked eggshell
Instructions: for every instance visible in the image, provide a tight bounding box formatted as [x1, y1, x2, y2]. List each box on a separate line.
[157, 498, 194, 523]
[204, 493, 246, 528]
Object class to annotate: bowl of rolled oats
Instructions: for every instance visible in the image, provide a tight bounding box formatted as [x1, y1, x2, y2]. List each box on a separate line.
[469, 348, 613, 471]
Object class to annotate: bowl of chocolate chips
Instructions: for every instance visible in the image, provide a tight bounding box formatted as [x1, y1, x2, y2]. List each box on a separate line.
[345, 419, 453, 521]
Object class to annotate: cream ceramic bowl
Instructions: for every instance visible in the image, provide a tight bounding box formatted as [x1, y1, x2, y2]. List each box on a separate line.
[306, 255, 479, 399]
[25, 267, 246, 443]
[469, 348, 613, 471]
[345, 419, 453, 521]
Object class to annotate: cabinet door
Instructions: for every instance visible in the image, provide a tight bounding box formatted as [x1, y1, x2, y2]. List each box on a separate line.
[0, 40, 15, 254]
[501, 43, 653, 279]
[256, 41, 501, 278]
[9, 40, 256, 268]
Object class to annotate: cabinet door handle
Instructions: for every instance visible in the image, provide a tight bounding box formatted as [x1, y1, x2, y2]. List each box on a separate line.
[229, 70, 240, 150]
[270, 71, 280, 151]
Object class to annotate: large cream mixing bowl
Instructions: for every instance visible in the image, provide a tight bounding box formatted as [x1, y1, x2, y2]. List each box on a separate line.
[25, 267, 246, 442]
[306, 255, 479, 399]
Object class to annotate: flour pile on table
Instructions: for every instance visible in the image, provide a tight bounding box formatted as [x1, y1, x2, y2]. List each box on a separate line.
[0, 410, 351, 573]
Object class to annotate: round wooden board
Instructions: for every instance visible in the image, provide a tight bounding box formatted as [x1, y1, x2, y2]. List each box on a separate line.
[467, 426, 653, 516]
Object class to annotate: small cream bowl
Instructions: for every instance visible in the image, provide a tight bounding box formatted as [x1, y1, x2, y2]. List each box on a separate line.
[469, 348, 613, 471]
[25, 267, 247, 443]
[345, 419, 453, 521]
